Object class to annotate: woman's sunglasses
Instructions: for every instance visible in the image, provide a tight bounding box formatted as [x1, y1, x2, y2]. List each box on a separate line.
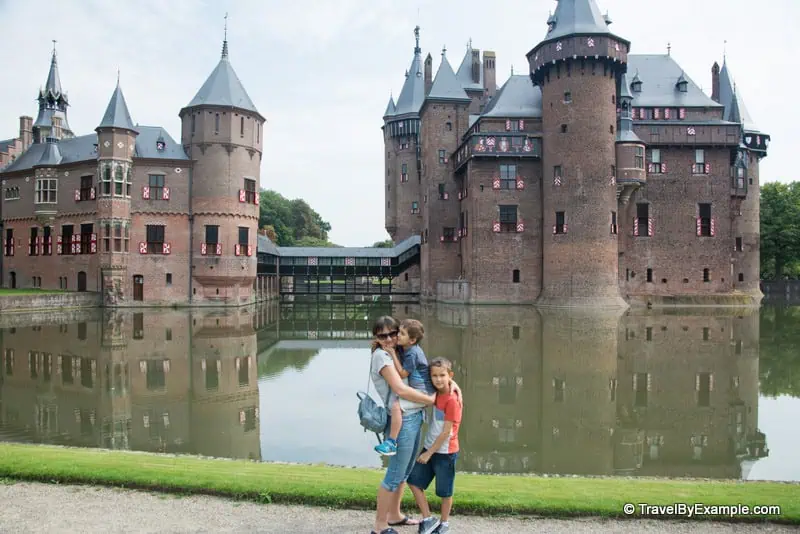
[375, 331, 398, 340]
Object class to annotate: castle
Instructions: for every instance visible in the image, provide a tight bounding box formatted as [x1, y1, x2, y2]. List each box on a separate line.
[1, 35, 265, 306]
[383, 0, 770, 306]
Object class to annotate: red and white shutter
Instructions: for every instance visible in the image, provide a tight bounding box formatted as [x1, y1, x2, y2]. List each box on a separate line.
[505, 119, 511, 131]
[139, 242, 148, 254]
[633, 218, 639, 237]
[57, 235, 63, 255]
[704, 163, 711, 174]
[518, 120, 525, 129]
[235, 244, 241, 256]
[679, 108, 686, 119]
[142, 186, 150, 199]
[162, 186, 170, 200]
[648, 163, 654, 173]
[648, 218, 654, 237]
[47, 236, 52, 255]
[71, 234, 79, 254]
[74, 189, 81, 201]
[563, 224, 568, 234]
[239, 190, 246, 203]
[492, 222, 501, 233]
[201, 243, 207, 255]
[439, 236, 445, 243]
[216, 243, 222, 256]
[247, 245, 253, 256]
[90, 233, 97, 253]
[516, 221, 525, 233]
[90, 187, 96, 200]
[516, 177, 525, 190]
[661, 162, 667, 173]
[492, 177, 501, 190]
[696, 217, 702, 236]
[710, 218, 716, 237]
[654, 108, 660, 119]
[443, 192, 449, 200]
[37, 236, 43, 255]
[163, 242, 171, 254]
[664, 108, 671, 119]
[28, 237, 32, 255]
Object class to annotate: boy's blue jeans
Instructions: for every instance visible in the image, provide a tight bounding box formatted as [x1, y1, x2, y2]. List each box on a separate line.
[381, 410, 423, 492]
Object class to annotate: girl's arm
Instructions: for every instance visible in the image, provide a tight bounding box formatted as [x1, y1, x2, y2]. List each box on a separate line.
[380, 365, 434, 405]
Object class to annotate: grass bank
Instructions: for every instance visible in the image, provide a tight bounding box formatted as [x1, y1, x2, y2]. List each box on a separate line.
[0, 288, 68, 296]
[0, 443, 797, 524]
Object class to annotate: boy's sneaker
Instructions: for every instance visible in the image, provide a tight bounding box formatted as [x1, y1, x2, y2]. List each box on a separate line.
[374, 439, 397, 456]
[432, 522, 449, 534]
[418, 516, 440, 534]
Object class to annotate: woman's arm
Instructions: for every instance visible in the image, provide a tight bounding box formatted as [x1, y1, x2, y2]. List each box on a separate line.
[380, 365, 434, 405]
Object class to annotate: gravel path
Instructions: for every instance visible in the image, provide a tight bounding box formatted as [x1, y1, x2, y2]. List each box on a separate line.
[0, 481, 794, 533]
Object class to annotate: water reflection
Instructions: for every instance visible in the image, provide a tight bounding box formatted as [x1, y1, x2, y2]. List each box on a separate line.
[0, 303, 796, 481]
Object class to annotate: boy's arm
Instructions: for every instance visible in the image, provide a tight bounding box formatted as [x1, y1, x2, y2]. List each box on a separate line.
[391, 351, 410, 378]
[418, 421, 453, 464]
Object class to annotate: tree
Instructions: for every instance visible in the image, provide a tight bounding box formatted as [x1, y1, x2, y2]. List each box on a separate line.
[760, 182, 800, 279]
[295, 236, 341, 248]
[258, 190, 335, 247]
[760, 306, 800, 398]
[260, 225, 278, 243]
[371, 239, 394, 248]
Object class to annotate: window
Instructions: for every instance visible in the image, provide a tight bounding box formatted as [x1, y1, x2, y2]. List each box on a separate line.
[126, 167, 133, 197]
[634, 373, 649, 407]
[240, 116, 245, 137]
[512, 269, 520, 283]
[442, 227, 456, 241]
[647, 268, 653, 283]
[555, 211, 566, 234]
[560, 124, 568, 133]
[499, 205, 518, 232]
[553, 378, 565, 402]
[512, 325, 520, 339]
[35, 178, 57, 204]
[650, 149, 661, 173]
[553, 165, 562, 185]
[80, 223, 93, 255]
[3, 186, 20, 200]
[610, 211, 617, 234]
[244, 178, 257, 204]
[133, 313, 144, 339]
[438, 183, 448, 200]
[102, 222, 111, 252]
[145, 174, 164, 200]
[238, 226, 249, 246]
[694, 149, 706, 174]
[146, 225, 165, 254]
[445, 122, 452, 131]
[703, 268, 710, 282]
[113, 165, 124, 196]
[697, 372, 712, 407]
[610, 125, 614, 134]
[734, 165, 747, 189]
[635, 203, 651, 237]
[401, 163, 408, 182]
[101, 164, 112, 195]
[78, 322, 87, 341]
[29, 227, 38, 256]
[500, 164, 516, 189]
[3, 228, 12, 256]
[214, 113, 220, 134]
[191, 114, 196, 135]
[438, 149, 447, 164]
[411, 201, 419, 214]
[698, 203, 712, 236]
[205, 225, 219, 247]
[113, 221, 129, 252]
[166, 273, 172, 286]
[43, 226, 52, 255]
[78, 175, 93, 201]
[61, 225, 74, 255]
[735, 237, 743, 252]
[564, 91, 572, 103]
[738, 272, 744, 282]
[634, 146, 644, 169]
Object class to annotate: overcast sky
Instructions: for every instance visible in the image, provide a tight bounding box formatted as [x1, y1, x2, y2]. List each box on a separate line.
[0, 0, 795, 247]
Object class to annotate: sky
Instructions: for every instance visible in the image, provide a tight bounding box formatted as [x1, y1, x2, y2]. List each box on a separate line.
[0, 0, 796, 247]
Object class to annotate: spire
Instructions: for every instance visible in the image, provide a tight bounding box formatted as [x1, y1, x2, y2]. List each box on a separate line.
[185, 25, 260, 115]
[426, 53, 470, 103]
[619, 71, 634, 100]
[383, 95, 396, 118]
[616, 72, 641, 143]
[45, 40, 63, 97]
[718, 60, 758, 131]
[393, 26, 425, 116]
[97, 78, 137, 132]
[34, 42, 72, 142]
[544, 0, 613, 40]
[222, 13, 229, 60]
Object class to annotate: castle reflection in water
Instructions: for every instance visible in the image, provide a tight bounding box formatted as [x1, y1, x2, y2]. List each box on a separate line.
[0, 301, 770, 480]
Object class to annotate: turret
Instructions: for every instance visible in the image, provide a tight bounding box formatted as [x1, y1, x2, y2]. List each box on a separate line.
[33, 44, 74, 143]
[527, 0, 628, 308]
[179, 22, 265, 304]
[424, 53, 433, 96]
[615, 72, 646, 205]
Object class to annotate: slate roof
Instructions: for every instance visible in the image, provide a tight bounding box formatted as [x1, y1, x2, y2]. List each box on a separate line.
[481, 75, 542, 118]
[718, 61, 759, 132]
[44, 51, 63, 98]
[426, 55, 470, 102]
[1, 127, 187, 174]
[455, 46, 483, 92]
[544, 0, 612, 41]
[626, 55, 722, 109]
[258, 234, 280, 255]
[267, 235, 421, 258]
[186, 40, 259, 115]
[616, 72, 642, 144]
[0, 138, 15, 152]
[383, 96, 396, 118]
[393, 52, 425, 117]
[97, 83, 136, 131]
[37, 142, 62, 166]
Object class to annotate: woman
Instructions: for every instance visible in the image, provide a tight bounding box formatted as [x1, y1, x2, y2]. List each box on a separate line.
[369, 316, 460, 534]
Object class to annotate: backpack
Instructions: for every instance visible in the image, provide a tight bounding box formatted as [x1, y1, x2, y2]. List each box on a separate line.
[357, 352, 392, 443]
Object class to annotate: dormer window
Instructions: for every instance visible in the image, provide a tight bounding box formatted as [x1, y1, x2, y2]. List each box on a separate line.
[676, 73, 688, 93]
[156, 136, 166, 152]
[631, 79, 642, 93]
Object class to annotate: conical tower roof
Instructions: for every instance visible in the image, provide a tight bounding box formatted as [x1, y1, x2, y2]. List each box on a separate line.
[383, 95, 396, 119]
[545, 0, 613, 40]
[186, 36, 260, 116]
[44, 49, 63, 99]
[719, 60, 758, 132]
[97, 79, 136, 132]
[393, 26, 425, 117]
[427, 52, 470, 102]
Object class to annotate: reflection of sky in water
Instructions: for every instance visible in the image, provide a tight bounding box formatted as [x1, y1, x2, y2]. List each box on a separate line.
[746, 395, 800, 482]
[259, 348, 384, 468]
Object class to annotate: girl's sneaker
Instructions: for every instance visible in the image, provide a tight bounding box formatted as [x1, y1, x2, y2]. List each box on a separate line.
[374, 439, 397, 456]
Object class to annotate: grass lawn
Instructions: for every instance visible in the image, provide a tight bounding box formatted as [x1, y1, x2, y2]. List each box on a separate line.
[0, 288, 69, 296]
[0, 443, 797, 523]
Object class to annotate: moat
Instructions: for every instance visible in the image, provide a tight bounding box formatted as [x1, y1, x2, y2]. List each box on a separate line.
[1, 302, 798, 483]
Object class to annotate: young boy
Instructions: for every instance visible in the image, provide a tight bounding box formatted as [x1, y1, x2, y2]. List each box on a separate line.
[374, 318, 435, 456]
[407, 357, 462, 534]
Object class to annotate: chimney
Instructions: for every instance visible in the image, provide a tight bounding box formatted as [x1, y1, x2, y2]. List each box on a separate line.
[711, 62, 720, 103]
[424, 53, 433, 96]
[19, 116, 33, 150]
[471, 49, 480, 84]
[483, 51, 497, 99]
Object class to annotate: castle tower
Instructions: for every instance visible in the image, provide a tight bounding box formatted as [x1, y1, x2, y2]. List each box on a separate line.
[528, 0, 628, 308]
[614, 72, 646, 206]
[33, 45, 74, 144]
[95, 79, 138, 304]
[180, 27, 264, 305]
[419, 48, 471, 296]
[718, 59, 768, 301]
